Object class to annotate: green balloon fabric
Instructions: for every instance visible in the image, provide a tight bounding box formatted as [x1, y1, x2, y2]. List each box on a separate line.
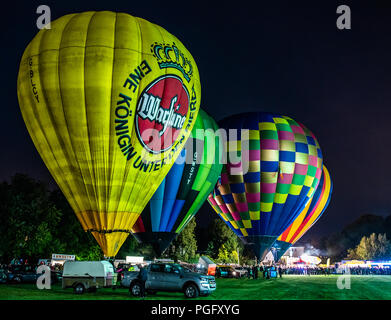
[131, 109, 223, 256]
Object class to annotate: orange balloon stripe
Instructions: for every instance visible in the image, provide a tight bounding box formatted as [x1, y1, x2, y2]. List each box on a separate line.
[290, 166, 331, 244]
[279, 224, 292, 242]
[289, 185, 324, 243]
[276, 165, 331, 245]
[280, 200, 311, 242]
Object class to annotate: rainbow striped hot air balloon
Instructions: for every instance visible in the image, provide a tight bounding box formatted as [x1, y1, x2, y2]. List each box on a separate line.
[272, 165, 332, 261]
[17, 11, 201, 257]
[207, 112, 323, 261]
[131, 109, 223, 256]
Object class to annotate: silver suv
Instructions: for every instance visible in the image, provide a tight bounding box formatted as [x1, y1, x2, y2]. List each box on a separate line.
[124, 263, 216, 298]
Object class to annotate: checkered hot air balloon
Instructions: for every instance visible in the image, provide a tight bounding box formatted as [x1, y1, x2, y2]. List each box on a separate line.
[131, 109, 223, 256]
[207, 112, 323, 261]
[271, 165, 332, 261]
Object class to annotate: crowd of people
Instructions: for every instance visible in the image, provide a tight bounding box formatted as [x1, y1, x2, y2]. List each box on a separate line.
[226, 265, 284, 279]
[338, 266, 391, 275]
[239, 265, 391, 276]
[215, 264, 391, 278]
[282, 266, 334, 275]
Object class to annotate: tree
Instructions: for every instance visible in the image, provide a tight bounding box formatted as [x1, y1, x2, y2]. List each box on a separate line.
[346, 248, 360, 260]
[117, 234, 152, 258]
[216, 244, 240, 264]
[347, 233, 391, 260]
[205, 241, 215, 258]
[231, 249, 239, 264]
[167, 218, 198, 262]
[319, 214, 389, 260]
[49, 189, 102, 258]
[0, 174, 64, 261]
[206, 219, 243, 263]
[76, 244, 103, 261]
[216, 244, 230, 263]
[0, 174, 105, 263]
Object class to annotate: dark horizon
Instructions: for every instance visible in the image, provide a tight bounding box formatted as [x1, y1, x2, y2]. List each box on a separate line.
[1, 1, 391, 241]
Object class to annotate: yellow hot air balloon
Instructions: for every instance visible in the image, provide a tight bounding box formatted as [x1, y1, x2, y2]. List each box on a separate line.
[17, 11, 201, 257]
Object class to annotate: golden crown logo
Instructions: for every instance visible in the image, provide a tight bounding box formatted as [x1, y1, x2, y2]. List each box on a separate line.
[150, 42, 193, 82]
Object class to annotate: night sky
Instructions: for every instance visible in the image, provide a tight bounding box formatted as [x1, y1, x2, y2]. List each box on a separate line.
[1, 1, 391, 241]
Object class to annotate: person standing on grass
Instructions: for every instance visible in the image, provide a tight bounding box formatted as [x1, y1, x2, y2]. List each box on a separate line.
[278, 266, 283, 278]
[136, 266, 148, 299]
[247, 266, 252, 279]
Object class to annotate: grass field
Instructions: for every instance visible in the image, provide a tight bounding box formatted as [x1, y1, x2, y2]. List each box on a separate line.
[1, 275, 391, 300]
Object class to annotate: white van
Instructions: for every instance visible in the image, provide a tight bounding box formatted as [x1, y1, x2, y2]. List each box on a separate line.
[62, 260, 117, 294]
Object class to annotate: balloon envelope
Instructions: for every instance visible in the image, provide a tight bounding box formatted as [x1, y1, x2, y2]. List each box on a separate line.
[17, 11, 201, 256]
[208, 112, 323, 260]
[273, 164, 333, 261]
[131, 109, 223, 256]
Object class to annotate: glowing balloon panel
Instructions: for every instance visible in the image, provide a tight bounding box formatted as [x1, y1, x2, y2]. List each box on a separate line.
[17, 11, 201, 256]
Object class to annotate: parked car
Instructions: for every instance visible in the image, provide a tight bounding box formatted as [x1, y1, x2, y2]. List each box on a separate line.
[215, 265, 236, 278]
[62, 260, 117, 294]
[7, 265, 40, 283]
[116, 264, 140, 284]
[119, 265, 140, 287]
[125, 263, 216, 298]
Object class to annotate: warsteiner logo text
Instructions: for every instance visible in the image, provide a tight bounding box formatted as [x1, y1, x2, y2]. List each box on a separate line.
[135, 74, 190, 154]
[137, 94, 186, 137]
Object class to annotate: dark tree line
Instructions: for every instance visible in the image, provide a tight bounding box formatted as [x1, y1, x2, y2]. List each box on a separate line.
[0, 174, 208, 263]
[311, 214, 391, 261]
[0, 174, 103, 263]
[347, 233, 391, 260]
[0, 174, 252, 264]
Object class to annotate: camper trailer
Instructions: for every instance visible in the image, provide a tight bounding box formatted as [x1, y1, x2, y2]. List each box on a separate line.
[62, 260, 117, 294]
